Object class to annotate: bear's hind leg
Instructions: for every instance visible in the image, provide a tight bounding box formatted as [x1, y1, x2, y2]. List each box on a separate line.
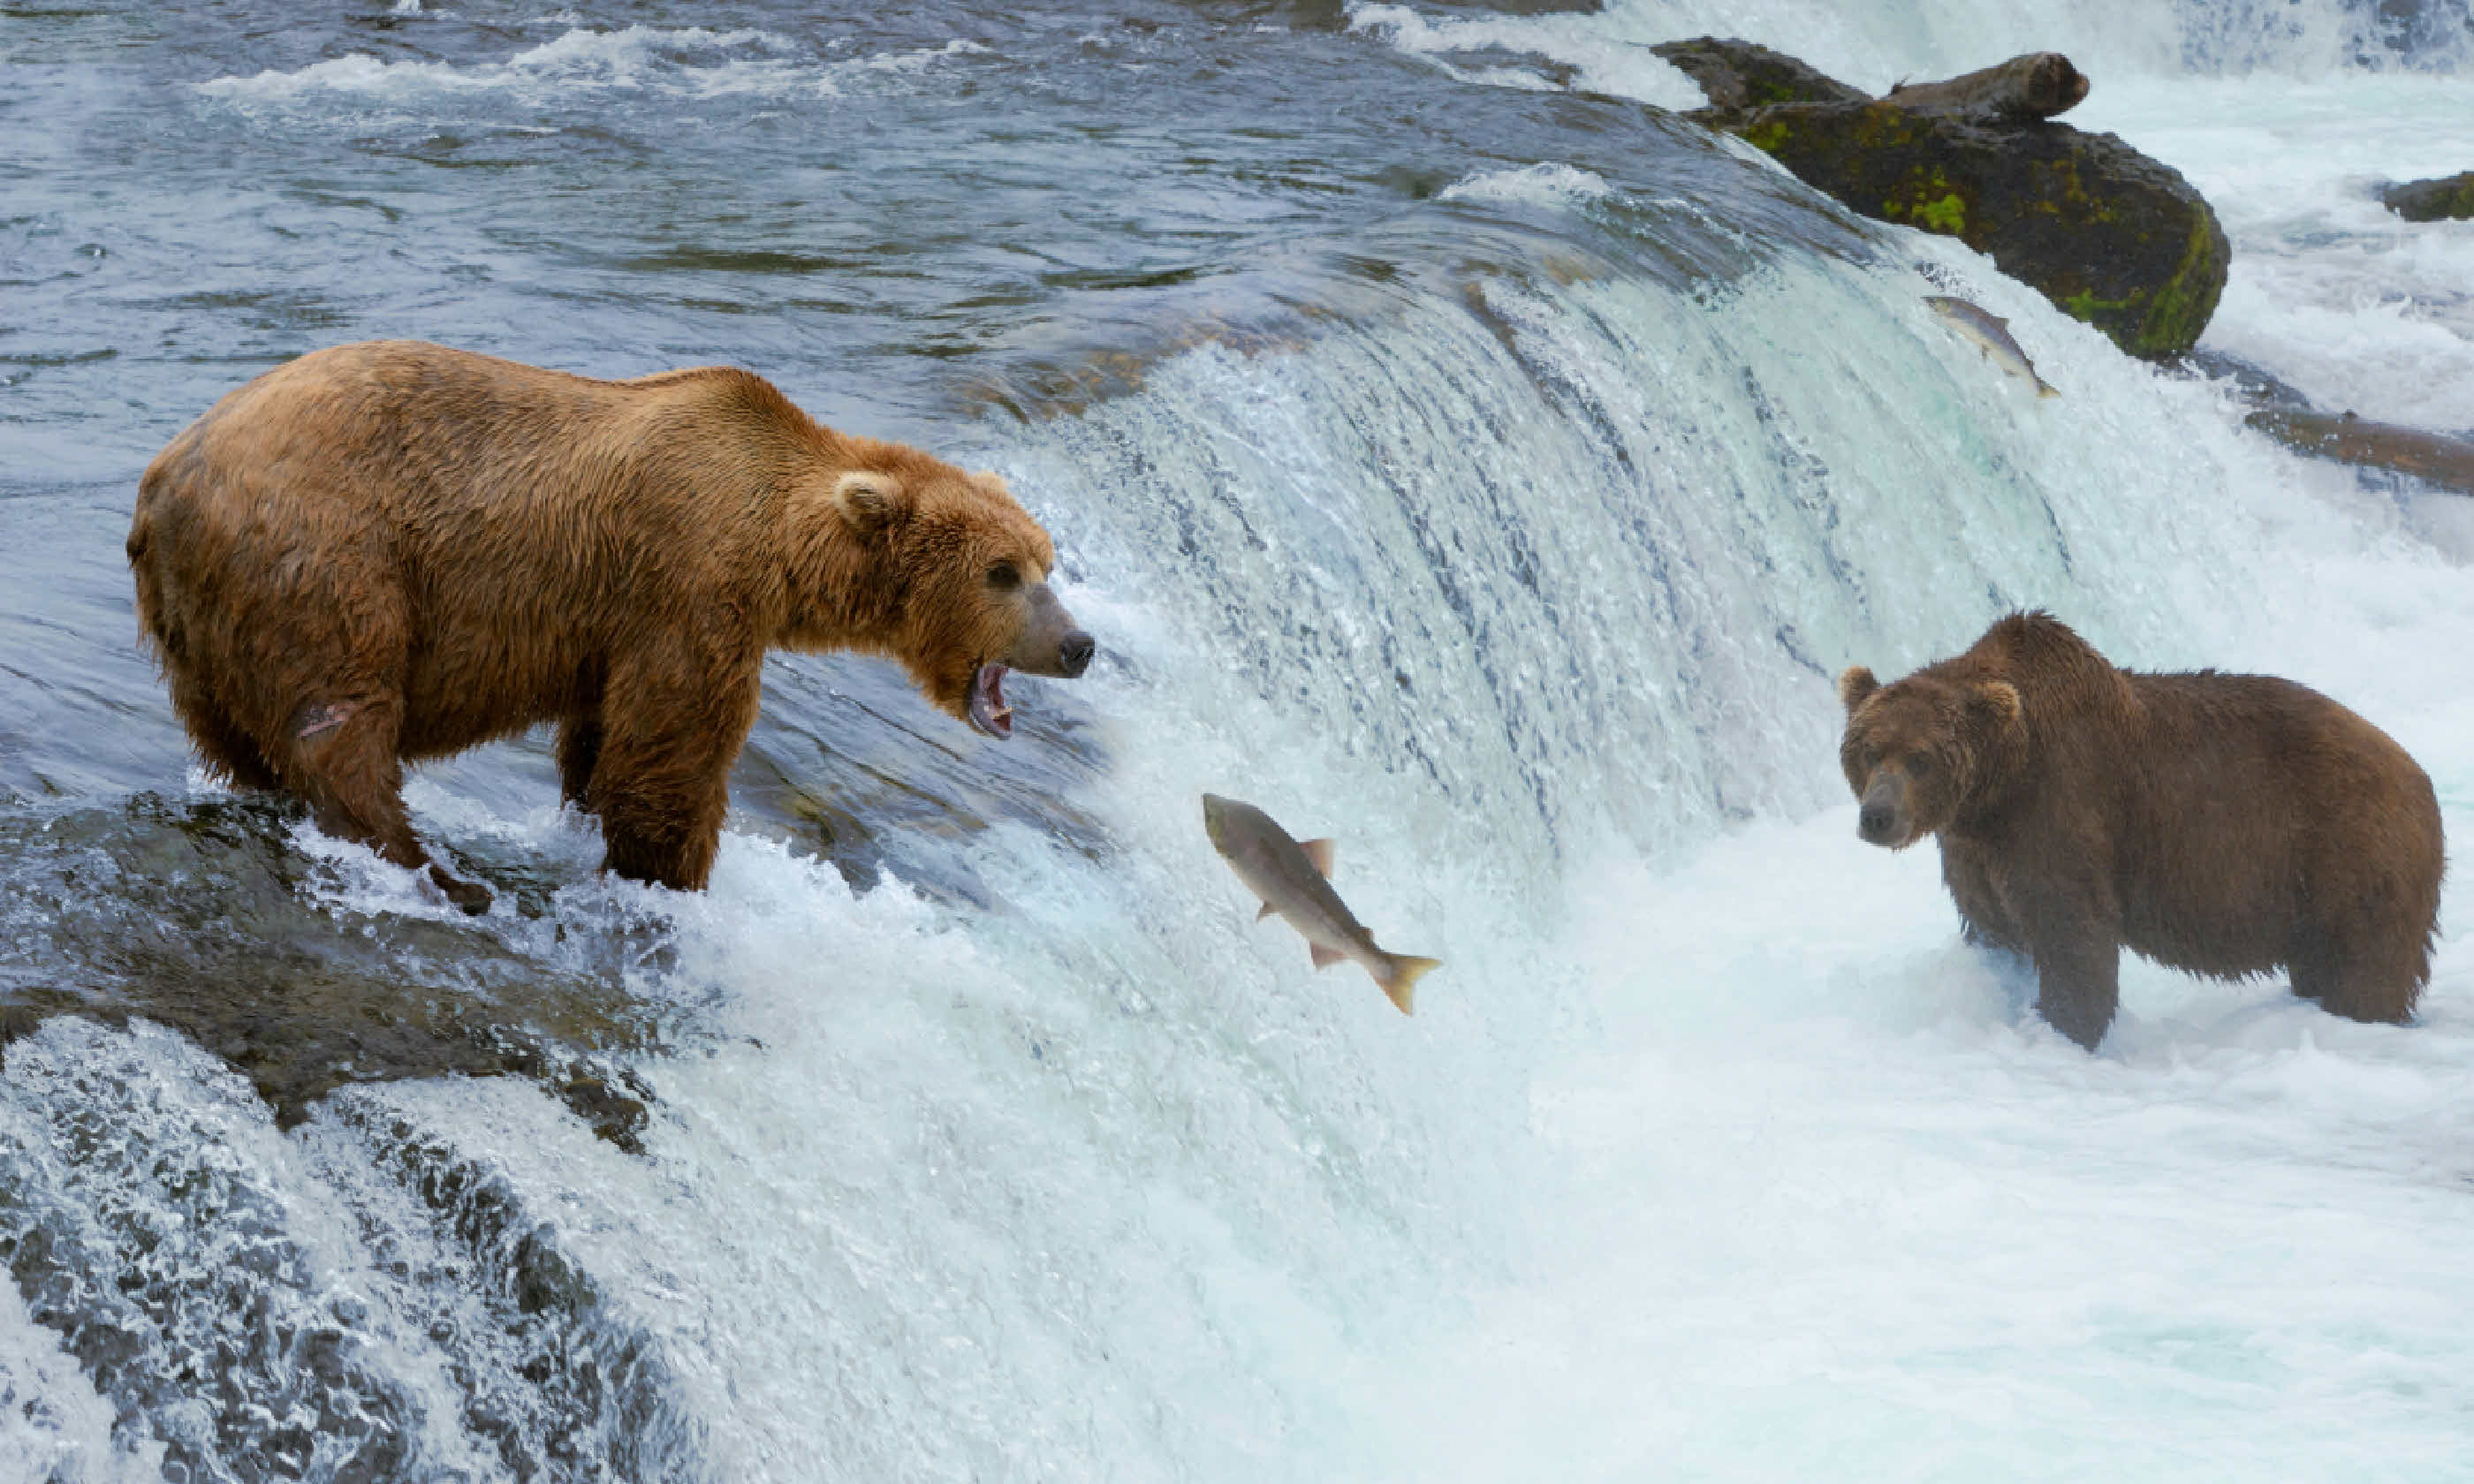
[2289, 922, 2425, 1025]
[286, 693, 492, 915]
[168, 673, 281, 791]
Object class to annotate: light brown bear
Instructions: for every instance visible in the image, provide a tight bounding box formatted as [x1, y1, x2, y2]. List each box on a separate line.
[1838, 611, 2442, 1049]
[128, 340, 1092, 912]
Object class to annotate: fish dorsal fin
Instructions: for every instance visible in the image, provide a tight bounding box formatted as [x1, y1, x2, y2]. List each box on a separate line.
[1309, 942, 1346, 970]
[1298, 838, 1335, 877]
[1256, 900, 1278, 921]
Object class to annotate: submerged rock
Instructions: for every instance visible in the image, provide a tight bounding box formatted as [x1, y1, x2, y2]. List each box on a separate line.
[1654, 39, 2229, 360]
[2379, 170, 2474, 222]
[0, 793, 666, 1153]
[2247, 408, 2474, 494]
[2184, 348, 2474, 496]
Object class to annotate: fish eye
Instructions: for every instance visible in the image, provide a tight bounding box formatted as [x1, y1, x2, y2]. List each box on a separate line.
[986, 561, 1021, 591]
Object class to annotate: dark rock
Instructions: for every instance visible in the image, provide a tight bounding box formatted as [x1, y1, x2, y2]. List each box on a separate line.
[2379, 170, 2474, 222]
[556, 1073, 653, 1154]
[1647, 37, 1867, 111]
[1655, 39, 2228, 360]
[2181, 349, 2474, 495]
[2246, 408, 2474, 494]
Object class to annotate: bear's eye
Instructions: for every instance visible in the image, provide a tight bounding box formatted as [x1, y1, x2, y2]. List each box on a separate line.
[1908, 754, 1934, 780]
[986, 561, 1021, 592]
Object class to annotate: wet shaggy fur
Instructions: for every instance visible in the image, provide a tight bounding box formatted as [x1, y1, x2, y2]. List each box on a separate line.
[1838, 612, 2444, 1049]
[129, 339, 1065, 904]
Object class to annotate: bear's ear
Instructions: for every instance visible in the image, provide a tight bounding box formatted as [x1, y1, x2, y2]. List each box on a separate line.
[1836, 666, 1879, 712]
[832, 471, 907, 531]
[1969, 680, 2023, 731]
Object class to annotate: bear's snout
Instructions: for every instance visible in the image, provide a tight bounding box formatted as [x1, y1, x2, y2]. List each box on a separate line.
[1008, 583, 1096, 679]
[1856, 776, 1913, 847]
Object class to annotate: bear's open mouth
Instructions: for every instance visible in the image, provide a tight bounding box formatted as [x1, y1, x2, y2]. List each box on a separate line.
[967, 662, 1013, 739]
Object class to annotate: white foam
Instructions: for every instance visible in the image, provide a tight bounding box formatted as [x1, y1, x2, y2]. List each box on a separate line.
[0, 1018, 506, 1480]
[862, 37, 991, 73]
[1347, 2, 1708, 109]
[194, 26, 985, 108]
[0, 1276, 156, 1484]
[1438, 162, 1616, 208]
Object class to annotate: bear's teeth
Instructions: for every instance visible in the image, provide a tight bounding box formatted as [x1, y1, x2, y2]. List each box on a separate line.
[970, 662, 1014, 737]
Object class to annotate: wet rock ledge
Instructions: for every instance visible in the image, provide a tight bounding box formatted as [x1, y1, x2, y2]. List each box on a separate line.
[2380, 170, 2474, 223]
[0, 793, 662, 1153]
[1654, 38, 2230, 360]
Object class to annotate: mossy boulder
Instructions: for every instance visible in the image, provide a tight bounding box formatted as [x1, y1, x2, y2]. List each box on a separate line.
[1653, 40, 2229, 360]
[2380, 170, 2474, 223]
[1649, 36, 1868, 110]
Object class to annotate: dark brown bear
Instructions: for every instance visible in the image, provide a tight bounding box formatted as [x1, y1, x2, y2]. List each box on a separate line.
[1837, 611, 2443, 1049]
[128, 340, 1094, 912]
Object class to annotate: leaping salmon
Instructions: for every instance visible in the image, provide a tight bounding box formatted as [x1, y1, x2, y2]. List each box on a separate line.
[1924, 295, 2060, 398]
[1202, 792, 1440, 1015]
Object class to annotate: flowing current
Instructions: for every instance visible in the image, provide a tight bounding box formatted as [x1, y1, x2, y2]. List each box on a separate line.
[4, 1, 2473, 1479]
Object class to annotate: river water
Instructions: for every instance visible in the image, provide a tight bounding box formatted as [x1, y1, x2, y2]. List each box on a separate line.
[4, 1, 2472, 1480]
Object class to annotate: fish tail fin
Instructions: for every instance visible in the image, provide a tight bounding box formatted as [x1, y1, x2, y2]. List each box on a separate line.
[2037, 379, 2061, 399]
[1378, 955, 1442, 1016]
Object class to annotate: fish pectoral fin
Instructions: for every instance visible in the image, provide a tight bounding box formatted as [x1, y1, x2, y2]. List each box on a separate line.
[1309, 942, 1346, 970]
[1256, 900, 1279, 922]
[1297, 838, 1336, 878]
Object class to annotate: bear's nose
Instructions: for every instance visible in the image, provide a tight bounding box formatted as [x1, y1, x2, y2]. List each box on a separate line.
[1058, 631, 1095, 678]
[1858, 802, 1896, 842]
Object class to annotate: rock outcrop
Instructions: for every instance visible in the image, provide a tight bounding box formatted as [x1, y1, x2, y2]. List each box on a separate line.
[1653, 39, 2230, 360]
[2380, 170, 2474, 223]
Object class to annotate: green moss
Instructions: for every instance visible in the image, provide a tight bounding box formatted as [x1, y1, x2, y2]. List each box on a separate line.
[2059, 208, 2225, 357]
[1878, 164, 1967, 240]
[1850, 104, 1924, 150]
[2129, 208, 2227, 358]
[1741, 119, 1792, 155]
[2063, 288, 2131, 321]
[1915, 193, 1965, 233]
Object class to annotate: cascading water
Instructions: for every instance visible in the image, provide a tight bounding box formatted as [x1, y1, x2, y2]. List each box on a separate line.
[4, 1, 2472, 1479]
